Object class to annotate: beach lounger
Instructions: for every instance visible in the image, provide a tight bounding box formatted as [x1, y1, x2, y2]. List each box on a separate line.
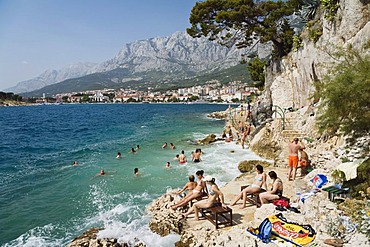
[201, 203, 233, 229]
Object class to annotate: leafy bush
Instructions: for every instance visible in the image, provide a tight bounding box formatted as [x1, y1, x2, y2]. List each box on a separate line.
[321, 0, 340, 21]
[247, 58, 266, 88]
[292, 35, 304, 51]
[315, 51, 370, 139]
[306, 19, 323, 42]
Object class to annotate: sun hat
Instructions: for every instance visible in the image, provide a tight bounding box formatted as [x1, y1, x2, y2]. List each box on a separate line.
[204, 175, 213, 182]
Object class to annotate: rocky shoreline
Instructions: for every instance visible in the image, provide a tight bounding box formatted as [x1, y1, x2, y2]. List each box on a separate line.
[67, 103, 369, 246]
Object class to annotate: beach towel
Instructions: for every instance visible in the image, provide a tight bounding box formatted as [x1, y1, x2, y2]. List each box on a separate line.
[247, 213, 316, 246]
[336, 158, 365, 180]
[310, 174, 328, 189]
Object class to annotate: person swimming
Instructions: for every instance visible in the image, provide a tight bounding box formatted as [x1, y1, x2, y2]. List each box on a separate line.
[116, 152, 122, 159]
[162, 142, 167, 149]
[170, 143, 176, 149]
[72, 161, 78, 166]
[130, 148, 136, 153]
[178, 150, 187, 164]
[134, 167, 139, 176]
[166, 162, 171, 168]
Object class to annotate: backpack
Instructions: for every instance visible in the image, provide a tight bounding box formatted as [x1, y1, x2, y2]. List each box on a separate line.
[257, 218, 272, 243]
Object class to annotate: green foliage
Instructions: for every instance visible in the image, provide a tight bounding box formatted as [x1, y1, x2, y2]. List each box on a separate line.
[316, 51, 370, 138]
[331, 169, 346, 184]
[187, 0, 302, 58]
[0, 91, 22, 101]
[363, 39, 370, 50]
[343, 158, 370, 199]
[126, 97, 137, 103]
[321, 0, 339, 21]
[247, 58, 266, 87]
[292, 35, 304, 52]
[306, 19, 323, 42]
[188, 95, 199, 102]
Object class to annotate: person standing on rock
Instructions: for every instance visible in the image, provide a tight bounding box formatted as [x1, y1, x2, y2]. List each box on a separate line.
[288, 138, 305, 181]
[241, 122, 251, 149]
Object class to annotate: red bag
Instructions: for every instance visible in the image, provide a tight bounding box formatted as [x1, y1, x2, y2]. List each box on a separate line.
[273, 199, 290, 208]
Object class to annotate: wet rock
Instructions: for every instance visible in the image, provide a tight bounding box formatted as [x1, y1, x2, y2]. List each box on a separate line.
[197, 134, 217, 145]
[238, 160, 272, 173]
[147, 191, 188, 237]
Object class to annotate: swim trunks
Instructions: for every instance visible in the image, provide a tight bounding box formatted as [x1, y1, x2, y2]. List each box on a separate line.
[194, 159, 200, 163]
[289, 156, 299, 168]
[179, 160, 186, 164]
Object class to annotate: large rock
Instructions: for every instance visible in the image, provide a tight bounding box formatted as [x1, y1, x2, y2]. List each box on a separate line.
[238, 160, 272, 173]
[147, 192, 188, 237]
[66, 227, 146, 247]
[250, 125, 281, 161]
[197, 134, 217, 145]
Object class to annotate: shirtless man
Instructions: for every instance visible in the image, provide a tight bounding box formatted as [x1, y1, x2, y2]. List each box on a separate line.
[176, 175, 197, 198]
[288, 138, 305, 181]
[178, 150, 187, 164]
[193, 149, 202, 163]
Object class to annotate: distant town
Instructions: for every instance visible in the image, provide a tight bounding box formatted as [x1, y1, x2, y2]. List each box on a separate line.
[1, 80, 259, 105]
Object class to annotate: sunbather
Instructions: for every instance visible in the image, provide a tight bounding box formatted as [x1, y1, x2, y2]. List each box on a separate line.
[259, 171, 284, 205]
[176, 175, 197, 198]
[171, 170, 208, 210]
[230, 164, 267, 208]
[183, 175, 227, 220]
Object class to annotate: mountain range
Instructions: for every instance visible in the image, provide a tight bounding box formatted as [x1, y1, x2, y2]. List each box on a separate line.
[7, 31, 271, 97]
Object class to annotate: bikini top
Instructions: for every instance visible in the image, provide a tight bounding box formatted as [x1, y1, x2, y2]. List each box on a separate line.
[272, 178, 283, 196]
[197, 179, 203, 186]
[254, 174, 263, 182]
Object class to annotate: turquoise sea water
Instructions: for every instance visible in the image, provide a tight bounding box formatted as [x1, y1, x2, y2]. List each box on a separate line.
[0, 104, 264, 246]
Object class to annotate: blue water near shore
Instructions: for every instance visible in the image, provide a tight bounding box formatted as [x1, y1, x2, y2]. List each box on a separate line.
[0, 104, 264, 246]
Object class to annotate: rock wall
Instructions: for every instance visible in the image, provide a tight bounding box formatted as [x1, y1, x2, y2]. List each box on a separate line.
[251, 0, 370, 165]
[260, 0, 370, 110]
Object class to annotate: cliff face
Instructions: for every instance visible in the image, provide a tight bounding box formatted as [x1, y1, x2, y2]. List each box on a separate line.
[250, 0, 370, 165]
[262, 0, 370, 110]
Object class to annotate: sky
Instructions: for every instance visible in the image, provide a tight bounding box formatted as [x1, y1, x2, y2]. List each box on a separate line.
[0, 0, 199, 90]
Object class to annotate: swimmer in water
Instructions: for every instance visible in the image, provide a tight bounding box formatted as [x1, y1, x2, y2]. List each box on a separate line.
[166, 161, 171, 169]
[116, 152, 122, 159]
[130, 148, 136, 153]
[72, 161, 78, 166]
[162, 142, 168, 149]
[134, 167, 140, 176]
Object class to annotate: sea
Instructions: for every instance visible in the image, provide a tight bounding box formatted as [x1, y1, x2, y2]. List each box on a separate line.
[0, 103, 265, 247]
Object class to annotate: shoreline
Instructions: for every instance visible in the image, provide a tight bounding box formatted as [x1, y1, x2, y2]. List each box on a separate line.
[66, 105, 369, 247]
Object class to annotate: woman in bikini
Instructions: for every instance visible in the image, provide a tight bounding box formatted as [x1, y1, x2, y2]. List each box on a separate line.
[183, 175, 227, 220]
[259, 171, 284, 205]
[230, 165, 267, 209]
[171, 170, 208, 210]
